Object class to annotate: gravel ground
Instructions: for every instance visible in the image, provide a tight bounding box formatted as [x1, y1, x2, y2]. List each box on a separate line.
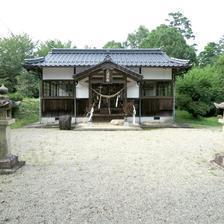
[0, 128, 224, 224]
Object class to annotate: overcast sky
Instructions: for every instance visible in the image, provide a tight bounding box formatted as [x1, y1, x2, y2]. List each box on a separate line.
[0, 0, 223, 51]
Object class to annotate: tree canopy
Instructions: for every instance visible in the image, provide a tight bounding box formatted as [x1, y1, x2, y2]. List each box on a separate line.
[166, 11, 195, 41]
[0, 36, 75, 95]
[36, 39, 74, 57]
[125, 25, 149, 48]
[198, 36, 224, 66]
[198, 42, 221, 66]
[0, 34, 34, 92]
[218, 35, 224, 54]
[103, 40, 124, 49]
[140, 24, 196, 62]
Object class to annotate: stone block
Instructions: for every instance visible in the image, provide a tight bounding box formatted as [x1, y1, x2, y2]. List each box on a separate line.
[59, 115, 72, 130]
[0, 154, 25, 174]
[214, 153, 224, 167]
[110, 119, 124, 125]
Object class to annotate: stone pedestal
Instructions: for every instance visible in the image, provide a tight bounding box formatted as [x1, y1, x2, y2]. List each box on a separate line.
[214, 153, 224, 167]
[0, 119, 25, 174]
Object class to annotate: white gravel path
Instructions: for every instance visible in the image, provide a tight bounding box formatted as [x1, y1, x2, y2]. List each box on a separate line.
[0, 128, 224, 224]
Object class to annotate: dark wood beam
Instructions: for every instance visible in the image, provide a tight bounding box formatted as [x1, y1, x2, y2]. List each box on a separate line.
[139, 81, 142, 123]
[124, 74, 127, 106]
[39, 75, 43, 119]
[74, 80, 76, 118]
[89, 75, 92, 109]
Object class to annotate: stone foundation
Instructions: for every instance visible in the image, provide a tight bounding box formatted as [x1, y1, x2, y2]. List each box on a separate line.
[0, 154, 25, 174]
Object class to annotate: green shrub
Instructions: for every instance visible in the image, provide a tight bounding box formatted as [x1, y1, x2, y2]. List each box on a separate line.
[16, 71, 39, 98]
[8, 92, 24, 101]
[176, 67, 214, 117]
[11, 98, 39, 128]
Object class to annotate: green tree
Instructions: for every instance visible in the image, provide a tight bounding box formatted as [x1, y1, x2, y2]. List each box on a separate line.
[198, 35, 224, 66]
[198, 42, 221, 66]
[215, 54, 224, 73]
[0, 34, 35, 92]
[125, 25, 149, 48]
[103, 40, 124, 49]
[36, 39, 74, 57]
[166, 11, 195, 41]
[141, 24, 196, 62]
[218, 35, 224, 54]
[212, 55, 224, 102]
[16, 70, 39, 98]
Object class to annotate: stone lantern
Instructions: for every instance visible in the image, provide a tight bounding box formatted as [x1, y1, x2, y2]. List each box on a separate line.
[213, 102, 224, 167]
[0, 84, 25, 174]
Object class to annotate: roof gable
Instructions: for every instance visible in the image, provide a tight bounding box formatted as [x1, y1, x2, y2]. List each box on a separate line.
[74, 56, 142, 81]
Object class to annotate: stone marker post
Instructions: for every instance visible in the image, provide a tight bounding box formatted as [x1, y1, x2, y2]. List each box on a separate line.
[0, 84, 25, 174]
[213, 102, 224, 167]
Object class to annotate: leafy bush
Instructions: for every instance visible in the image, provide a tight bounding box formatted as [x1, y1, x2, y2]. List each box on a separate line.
[11, 98, 39, 128]
[8, 92, 24, 101]
[176, 67, 214, 117]
[16, 71, 39, 98]
[176, 56, 224, 118]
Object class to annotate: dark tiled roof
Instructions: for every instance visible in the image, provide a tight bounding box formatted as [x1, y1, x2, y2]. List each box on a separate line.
[24, 48, 190, 68]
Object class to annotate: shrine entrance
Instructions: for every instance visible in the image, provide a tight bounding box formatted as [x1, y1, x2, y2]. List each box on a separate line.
[91, 83, 125, 121]
[73, 57, 142, 122]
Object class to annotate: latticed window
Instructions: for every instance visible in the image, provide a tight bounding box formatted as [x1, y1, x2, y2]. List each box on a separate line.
[43, 81, 73, 97]
[142, 81, 172, 97]
[43, 82, 50, 96]
[142, 81, 156, 97]
[157, 82, 172, 96]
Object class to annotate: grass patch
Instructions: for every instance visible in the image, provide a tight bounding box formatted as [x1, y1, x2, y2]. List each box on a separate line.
[11, 98, 39, 129]
[176, 110, 221, 127]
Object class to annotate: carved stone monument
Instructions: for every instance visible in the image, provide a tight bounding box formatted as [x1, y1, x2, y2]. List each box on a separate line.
[0, 84, 25, 174]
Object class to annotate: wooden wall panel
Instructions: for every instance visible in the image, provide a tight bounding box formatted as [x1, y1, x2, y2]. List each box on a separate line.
[141, 98, 173, 116]
[42, 99, 74, 117]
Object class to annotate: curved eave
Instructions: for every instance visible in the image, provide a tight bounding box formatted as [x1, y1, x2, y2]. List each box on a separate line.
[23, 63, 191, 68]
[23, 57, 45, 71]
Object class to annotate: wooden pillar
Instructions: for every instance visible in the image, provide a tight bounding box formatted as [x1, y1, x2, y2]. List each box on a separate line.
[74, 80, 76, 120]
[89, 75, 92, 109]
[124, 74, 127, 105]
[139, 80, 142, 124]
[39, 72, 43, 122]
[172, 71, 176, 122]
